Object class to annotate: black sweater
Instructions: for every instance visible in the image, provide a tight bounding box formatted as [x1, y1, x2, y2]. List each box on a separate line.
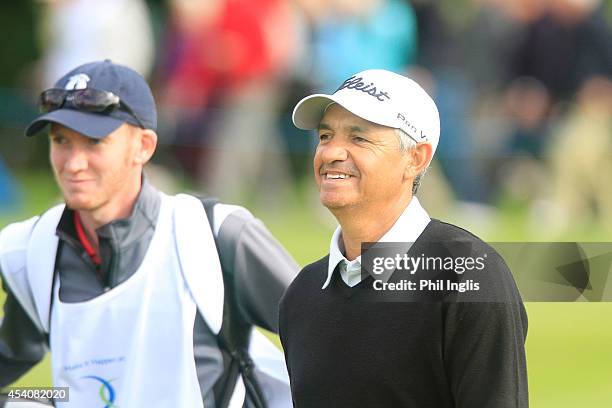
[279, 220, 528, 408]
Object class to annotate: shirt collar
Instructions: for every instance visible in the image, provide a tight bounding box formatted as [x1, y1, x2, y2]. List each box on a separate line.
[322, 197, 431, 289]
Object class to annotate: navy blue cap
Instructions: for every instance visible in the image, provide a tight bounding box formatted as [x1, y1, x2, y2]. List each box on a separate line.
[26, 60, 157, 138]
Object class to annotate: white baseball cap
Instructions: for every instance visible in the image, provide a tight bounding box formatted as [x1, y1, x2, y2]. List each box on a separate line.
[292, 69, 440, 156]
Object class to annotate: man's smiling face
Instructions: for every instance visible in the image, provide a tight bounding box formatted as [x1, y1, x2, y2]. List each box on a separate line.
[314, 104, 412, 213]
[49, 123, 141, 212]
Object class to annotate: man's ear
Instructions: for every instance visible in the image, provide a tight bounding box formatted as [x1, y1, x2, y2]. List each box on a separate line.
[136, 129, 158, 165]
[403, 143, 432, 180]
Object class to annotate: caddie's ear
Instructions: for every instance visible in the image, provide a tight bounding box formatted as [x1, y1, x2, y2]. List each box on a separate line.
[136, 129, 158, 165]
[403, 143, 432, 181]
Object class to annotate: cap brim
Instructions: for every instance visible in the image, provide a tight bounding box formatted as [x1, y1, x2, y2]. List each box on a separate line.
[292, 94, 343, 130]
[25, 109, 125, 139]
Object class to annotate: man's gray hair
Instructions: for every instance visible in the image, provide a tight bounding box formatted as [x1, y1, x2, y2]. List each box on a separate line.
[395, 128, 427, 195]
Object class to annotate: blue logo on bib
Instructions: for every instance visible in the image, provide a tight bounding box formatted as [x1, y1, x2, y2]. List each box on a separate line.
[81, 375, 118, 408]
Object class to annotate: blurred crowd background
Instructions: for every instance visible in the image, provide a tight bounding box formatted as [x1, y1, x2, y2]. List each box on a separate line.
[0, 0, 611, 237]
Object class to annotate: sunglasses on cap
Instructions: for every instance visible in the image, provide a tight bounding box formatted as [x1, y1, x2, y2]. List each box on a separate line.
[39, 88, 146, 129]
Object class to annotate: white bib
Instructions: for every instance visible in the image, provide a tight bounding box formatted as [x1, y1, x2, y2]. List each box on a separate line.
[0, 193, 291, 407]
[50, 194, 208, 407]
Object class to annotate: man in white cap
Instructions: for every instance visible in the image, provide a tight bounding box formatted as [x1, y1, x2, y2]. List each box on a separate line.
[279, 70, 528, 407]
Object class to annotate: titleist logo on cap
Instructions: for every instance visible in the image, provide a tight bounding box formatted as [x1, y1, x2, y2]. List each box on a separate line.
[336, 76, 391, 102]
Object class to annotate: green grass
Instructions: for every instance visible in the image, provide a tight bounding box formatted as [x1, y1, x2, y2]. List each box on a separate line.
[526, 303, 612, 407]
[1, 172, 612, 406]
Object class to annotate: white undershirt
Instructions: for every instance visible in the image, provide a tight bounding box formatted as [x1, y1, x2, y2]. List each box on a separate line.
[323, 197, 431, 289]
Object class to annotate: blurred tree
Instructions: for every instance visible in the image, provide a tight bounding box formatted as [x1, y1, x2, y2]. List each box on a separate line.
[0, 2, 40, 184]
[0, 1, 40, 88]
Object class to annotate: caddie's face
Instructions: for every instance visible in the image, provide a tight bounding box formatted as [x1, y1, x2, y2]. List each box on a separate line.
[314, 104, 412, 212]
[49, 123, 142, 212]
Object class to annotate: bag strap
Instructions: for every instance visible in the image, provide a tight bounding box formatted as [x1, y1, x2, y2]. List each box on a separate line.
[200, 198, 267, 408]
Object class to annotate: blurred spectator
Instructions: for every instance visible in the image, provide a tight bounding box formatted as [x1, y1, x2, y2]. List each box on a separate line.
[309, 0, 418, 92]
[512, 0, 612, 102]
[0, 159, 22, 210]
[494, 77, 552, 203]
[160, 0, 299, 204]
[504, 77, 552, 157]
[460, 0, 548, 204]
[39, 0, 155, 86]
[542, 76, 612, 231]
[411, 0, 489, 203]
[463, 0, 545, 96]
[496, 0, 612, 207]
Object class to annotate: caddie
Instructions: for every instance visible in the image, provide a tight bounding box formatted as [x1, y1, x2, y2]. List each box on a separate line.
[279, 69, 529, 407]
[0, 60, 297, 408]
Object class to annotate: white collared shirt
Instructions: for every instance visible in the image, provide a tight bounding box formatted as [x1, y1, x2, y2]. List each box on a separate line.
[322, 197, 431, 289]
